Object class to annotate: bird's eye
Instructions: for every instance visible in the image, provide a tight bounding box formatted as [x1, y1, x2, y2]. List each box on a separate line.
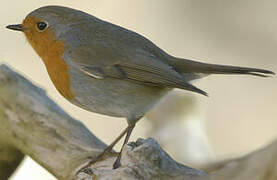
[36, 21, 48, 31]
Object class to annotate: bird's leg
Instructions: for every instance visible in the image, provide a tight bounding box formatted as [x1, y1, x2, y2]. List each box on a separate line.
[79, 117, 141, 173]
[81, 125, 130, 171]
[113, 123, 135, 169]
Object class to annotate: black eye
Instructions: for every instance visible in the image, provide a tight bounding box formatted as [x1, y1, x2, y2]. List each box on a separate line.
[37, 21, 48, 31]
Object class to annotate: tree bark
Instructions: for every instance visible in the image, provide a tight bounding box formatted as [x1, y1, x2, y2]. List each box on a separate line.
[0, 64, 276, 180]
[0, 143, 24, 180]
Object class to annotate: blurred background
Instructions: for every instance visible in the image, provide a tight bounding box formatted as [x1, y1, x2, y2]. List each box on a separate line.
[0, 0, 276, 179]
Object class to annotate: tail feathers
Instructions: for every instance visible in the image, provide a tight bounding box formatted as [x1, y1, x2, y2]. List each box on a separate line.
[173, 58, 275, 77]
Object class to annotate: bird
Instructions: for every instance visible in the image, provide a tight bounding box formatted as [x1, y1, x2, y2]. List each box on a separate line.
[6, 5, 274, 169]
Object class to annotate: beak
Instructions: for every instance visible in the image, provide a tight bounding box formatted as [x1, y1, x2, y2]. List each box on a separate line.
[6, 24, 24, 32]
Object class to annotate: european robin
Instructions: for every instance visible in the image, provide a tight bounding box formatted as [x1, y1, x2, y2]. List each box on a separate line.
[6, 6, 274, 169]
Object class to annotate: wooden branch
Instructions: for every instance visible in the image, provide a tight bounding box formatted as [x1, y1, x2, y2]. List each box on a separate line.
[77, 138, 208, 180]
[0, 63, 276, 180]
[206, 139, 277, 180]
[0, 142, 24, 179]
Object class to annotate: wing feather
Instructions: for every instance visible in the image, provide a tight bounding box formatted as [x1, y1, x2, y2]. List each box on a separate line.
[66, 46, 207, 96]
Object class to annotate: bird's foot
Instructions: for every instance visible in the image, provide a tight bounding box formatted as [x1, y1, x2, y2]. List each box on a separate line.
[78, 149, 118, 174]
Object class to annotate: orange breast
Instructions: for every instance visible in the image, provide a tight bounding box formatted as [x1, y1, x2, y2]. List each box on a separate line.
[23, 16, 74, 100]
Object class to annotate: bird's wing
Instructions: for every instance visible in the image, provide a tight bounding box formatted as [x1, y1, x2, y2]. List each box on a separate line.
[65, 46, 207, 96]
